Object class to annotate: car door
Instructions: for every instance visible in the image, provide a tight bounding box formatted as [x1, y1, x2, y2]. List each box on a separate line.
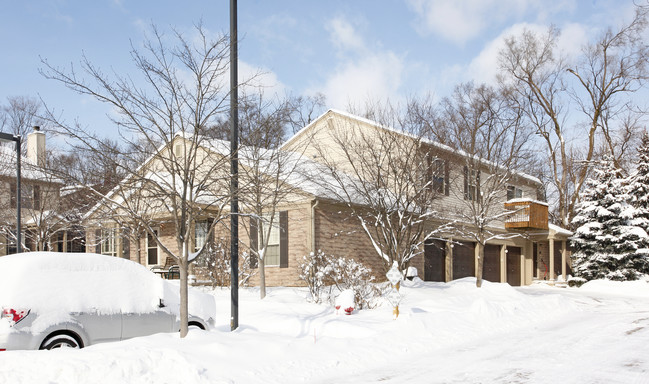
[73, 310, 122, 345]
[121, 305, 176, 340]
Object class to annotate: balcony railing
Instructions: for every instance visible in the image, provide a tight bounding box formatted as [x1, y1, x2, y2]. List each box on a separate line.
[504, 200, 548, 230]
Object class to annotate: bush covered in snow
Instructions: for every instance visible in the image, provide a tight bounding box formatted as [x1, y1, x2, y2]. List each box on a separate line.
[299, 250, 382, 309]
[194, 238, 256, 287]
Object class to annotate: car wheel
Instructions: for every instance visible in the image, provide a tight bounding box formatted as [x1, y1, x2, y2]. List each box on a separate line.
[188, 322, 205, 330]
[40, 334, 81, 350]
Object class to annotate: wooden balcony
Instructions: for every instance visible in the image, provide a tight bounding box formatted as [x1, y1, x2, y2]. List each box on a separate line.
[504, 200, 548, 230]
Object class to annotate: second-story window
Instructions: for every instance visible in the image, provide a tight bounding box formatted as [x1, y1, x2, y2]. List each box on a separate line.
[507, 186, 523, 200]
[33, 185, 41, 209]
[9, 183, 41, 209]
[431, 158, 446, 194]
[464, 166, 480, 201]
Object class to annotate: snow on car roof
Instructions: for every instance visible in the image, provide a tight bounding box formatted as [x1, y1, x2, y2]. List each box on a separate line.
[0, 252, 166, 315]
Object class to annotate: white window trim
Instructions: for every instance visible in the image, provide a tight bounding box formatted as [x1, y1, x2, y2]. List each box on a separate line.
[194, 220, 209, 252]
[146, 228, 161, 266]
[260, 213, 280, 267]
[101, 228, 118, 257]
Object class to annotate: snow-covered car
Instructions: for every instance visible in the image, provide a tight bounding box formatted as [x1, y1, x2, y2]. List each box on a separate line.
[0, 252, 216, 350]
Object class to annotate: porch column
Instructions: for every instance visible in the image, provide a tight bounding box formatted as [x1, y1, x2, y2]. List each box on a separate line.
[445, 239, 453, 283]
[63, 231, 68, 253]
[561, 240, 567, 280]
[500, 245, 507, 283]
[549, 238, 555, 281]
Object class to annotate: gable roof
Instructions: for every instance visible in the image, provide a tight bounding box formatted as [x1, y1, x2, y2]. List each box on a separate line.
[282, 109, 543, 186]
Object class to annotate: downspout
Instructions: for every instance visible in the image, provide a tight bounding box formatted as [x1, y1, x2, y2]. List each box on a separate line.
[311, 199, 320, 254]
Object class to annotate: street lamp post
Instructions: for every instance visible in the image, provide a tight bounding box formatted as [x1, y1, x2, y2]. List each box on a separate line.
[0, 132, 21, 253]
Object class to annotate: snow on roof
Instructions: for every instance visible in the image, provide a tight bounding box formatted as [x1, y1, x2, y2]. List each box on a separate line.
[506, 198, 549, 206]
[0, 145, 62, 183]
[549, 223, 573, 237]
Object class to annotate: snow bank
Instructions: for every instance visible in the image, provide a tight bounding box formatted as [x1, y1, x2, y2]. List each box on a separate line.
[2, 279, 648, 383]
[579, 278, 649, 297]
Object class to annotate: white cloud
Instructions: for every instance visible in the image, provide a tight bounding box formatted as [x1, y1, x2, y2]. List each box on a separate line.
[407, 0, 579, 46]
[238, 61, 287, 97]
[326, 17, 365, 52]
[317, 52, 404, 110]
[311, 16, 405, 109]
[465, 22, 588, 85]
[407, 0, 526, 45]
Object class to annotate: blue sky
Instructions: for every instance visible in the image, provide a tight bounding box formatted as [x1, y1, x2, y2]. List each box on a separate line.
[0, 0, 641, 139]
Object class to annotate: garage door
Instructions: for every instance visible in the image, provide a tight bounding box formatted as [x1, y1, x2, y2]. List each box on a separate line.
[424, 239, 446, 282]
[507, 246, 521, 286]
[483, 244, 501, 283]
[453, 241, 475, 279]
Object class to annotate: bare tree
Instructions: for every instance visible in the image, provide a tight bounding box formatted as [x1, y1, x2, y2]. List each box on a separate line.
[206, 92, 325, 145]
[235, 93, 316, 299]
[436, 82, 535, 287]
[306, 105, 451, 274]
[499, 5, 649, 228]
[41, 24, 233, 338]
[0, 96, 45, 153]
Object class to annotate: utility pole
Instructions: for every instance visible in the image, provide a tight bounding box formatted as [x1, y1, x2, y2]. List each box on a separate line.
[229, 0, 239, 331]
[0, 132, 21, 253]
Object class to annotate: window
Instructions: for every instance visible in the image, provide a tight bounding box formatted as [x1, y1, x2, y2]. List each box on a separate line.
[33, 185, 41, 209]
[5, 230, 21, 255]
[431, 158, 446, 194]
[9, 182, 16, 209]
[194, 220, 210, 252]
[147, 230, 159, 265]
[250, 211, 289, 269]
[507, 186, 523, 201]
[259, 213, 280, 266]
[101, 228, 117, 257]
[174, 144, 184, 158]
[9, 183, 40, 209]
[464, 167, 480, 201]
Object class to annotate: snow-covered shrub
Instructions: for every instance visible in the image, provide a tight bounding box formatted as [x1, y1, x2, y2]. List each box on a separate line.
[299, 250, 382, 309]
[299, 250, 330, 304]
[194, 238, 256, 288]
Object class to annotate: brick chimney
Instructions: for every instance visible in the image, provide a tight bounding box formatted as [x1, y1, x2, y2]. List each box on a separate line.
[27, 126, 46, 167]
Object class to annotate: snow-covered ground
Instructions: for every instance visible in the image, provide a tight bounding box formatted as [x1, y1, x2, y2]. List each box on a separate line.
[1, 278, 648, 383]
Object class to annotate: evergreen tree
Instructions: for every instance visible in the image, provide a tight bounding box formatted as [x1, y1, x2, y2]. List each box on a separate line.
[624, 131, 649, 274]
[628, 131, 649, 236]
[571, 157, 649, 281]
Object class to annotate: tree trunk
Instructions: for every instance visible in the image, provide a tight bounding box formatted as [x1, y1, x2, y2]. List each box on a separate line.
[179, 244, 189, 338]
[259, 254, 266, 299]
[476, 242, 484, 288]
